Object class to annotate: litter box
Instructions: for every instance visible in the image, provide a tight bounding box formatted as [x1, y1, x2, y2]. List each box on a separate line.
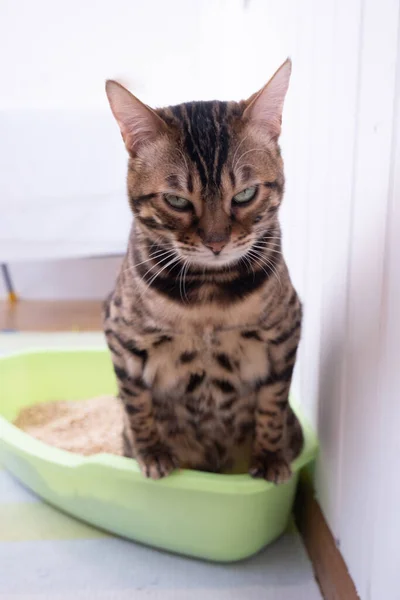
[0, 348, 318, 562]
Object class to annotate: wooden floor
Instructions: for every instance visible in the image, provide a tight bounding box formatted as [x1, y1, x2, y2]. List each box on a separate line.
[0, 300, 103, 331]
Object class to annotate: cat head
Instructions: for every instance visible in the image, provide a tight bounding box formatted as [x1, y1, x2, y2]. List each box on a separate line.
[106, 59, 291, 268]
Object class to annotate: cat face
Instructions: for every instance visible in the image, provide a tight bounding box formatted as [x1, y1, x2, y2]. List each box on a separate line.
[106, 60, 291, 269]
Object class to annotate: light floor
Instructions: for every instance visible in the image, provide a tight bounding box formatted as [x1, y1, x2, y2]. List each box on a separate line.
[0, 331, 322, 600]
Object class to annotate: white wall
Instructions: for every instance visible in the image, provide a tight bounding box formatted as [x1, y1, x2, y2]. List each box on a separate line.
[325, 3, 399, 596]
[0, 0, 297, 110]
[286, 1, 400, 598]
[369, 76, 400, 597]
[0, 0, 213, 110]
[4, 257, 122, 301]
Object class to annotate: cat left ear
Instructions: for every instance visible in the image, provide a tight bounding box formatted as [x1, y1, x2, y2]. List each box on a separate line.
[105, 80, 167, 155]
[243, 58, 292, 139]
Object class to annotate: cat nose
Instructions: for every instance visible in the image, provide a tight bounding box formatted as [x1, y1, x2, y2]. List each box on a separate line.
[205, 241, 226, 255]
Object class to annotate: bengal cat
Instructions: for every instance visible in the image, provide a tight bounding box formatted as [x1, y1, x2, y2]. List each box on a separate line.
[103, 59, 303, 484]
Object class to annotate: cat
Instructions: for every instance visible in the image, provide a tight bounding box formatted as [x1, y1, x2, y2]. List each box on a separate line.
[103, 58, 303, 484]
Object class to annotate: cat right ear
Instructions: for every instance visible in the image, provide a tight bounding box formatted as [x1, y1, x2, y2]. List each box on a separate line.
[105, 80, 167, 155]
[243, 58, 292, 140]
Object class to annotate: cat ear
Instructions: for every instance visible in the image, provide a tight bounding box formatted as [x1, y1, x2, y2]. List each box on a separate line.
[243, 58, 292, 139]
[105, 80, 167, 154]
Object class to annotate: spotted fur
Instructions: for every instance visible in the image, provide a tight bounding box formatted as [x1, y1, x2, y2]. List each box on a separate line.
[104, 59, 303, 483]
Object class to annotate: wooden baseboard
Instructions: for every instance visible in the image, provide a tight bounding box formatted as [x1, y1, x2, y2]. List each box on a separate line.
[0, 300, 103, 332]
[294, 472, 360, 600]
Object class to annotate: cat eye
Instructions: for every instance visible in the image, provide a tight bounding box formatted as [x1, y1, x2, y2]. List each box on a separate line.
[232, 186, 257, 205]
[164, 194, 192, 211]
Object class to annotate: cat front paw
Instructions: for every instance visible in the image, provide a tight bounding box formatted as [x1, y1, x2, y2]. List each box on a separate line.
[136, 443, 179, 480]
[249, 450, 292, 484]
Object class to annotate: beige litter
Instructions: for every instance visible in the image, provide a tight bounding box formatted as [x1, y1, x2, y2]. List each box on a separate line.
[14, 396, 127, 456]
[14, 398, 250, 473]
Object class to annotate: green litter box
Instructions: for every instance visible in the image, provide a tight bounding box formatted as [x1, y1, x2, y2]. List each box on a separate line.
[0, 348, 318, 562]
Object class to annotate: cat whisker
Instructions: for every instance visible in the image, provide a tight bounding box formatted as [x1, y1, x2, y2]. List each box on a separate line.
[182, 259, 191, 303]
[231, 134, 250, 169]
[249, 247, 281, 266]
[240, 254, 255, 280]
[254, 234, 282, 242]
[129, 249, 177, 270]
[175, 148, 189, 174]
[147, 248, 176, 260]
[139, 251, 178, 281]
[123, 250, 177, 276]
[253, 236, 281, 241]
[251, 244, 283, 255]
[146, 255, 181, 287]
[247, 250, 282, 293]
[238, 257, 246, 274]
[252, 239, 283, 250]
[179, 260, 187, 303]
[233, 147, 264, 172]
[247, 251, 270, 281]
[252, 240, 282, 248]
[253, 248, 284, 257]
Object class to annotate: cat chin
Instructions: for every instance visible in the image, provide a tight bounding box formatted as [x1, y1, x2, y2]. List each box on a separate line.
[182, 254, 243, 270]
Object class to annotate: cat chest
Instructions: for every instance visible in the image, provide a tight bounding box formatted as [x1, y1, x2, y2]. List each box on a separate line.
[142, 328, 269, 401]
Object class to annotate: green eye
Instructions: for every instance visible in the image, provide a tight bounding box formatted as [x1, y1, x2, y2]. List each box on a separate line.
[233, 186, 257, 204]
[164, 194, 191, 210]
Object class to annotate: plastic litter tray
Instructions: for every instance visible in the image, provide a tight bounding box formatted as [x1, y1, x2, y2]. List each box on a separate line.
[0, 348, 318, 562]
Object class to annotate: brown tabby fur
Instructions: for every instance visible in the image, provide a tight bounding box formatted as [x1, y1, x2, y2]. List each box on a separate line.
[103, 60, 303, 483]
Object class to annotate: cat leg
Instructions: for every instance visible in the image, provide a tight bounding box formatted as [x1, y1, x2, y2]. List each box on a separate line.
[250, 316, 301, 484]
[105, 329, 178, 479]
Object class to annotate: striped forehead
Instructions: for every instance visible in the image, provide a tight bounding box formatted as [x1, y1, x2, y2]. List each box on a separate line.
[169, 101, 231, 190]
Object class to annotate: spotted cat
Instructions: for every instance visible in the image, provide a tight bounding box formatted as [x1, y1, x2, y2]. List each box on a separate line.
[103, 59, 303, 484]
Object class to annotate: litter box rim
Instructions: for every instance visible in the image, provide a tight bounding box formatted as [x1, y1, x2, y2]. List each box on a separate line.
[0, 347, 318, 496]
